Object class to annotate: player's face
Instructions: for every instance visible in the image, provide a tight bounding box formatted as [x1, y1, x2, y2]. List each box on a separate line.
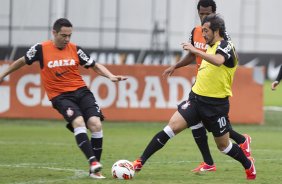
[53, 26, 72, 49]
[202, 22, 215, 45]
[198, 6, 214, 23]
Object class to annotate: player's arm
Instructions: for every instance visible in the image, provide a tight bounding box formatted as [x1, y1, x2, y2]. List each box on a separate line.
[182, 42, 224, 66]
[92, 63, 127, 82]
[176, 27, 198, 68]
[175, 52, 196, 69]
[271, 65, 282, 90]
[162, 53, 195, 77]
[163, 28, 197, 77]
[0, 56, 26, 83]
[0, 43, 42, 83]
[173, 52, 196, 70]
[77, 46, 127, 82]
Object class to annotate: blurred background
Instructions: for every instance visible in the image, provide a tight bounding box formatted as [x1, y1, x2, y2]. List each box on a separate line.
[0, 0, 281, 80]
[1, 0, 281, 52]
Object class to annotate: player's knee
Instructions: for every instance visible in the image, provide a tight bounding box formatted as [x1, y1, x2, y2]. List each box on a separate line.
[72, 116, 85, 128]
[219, 140, 233, 153]
[87, 116, 102, 132]
[167, 119, 187, 135]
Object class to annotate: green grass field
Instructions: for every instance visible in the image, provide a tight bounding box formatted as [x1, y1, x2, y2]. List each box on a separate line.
[0, 80, 281, 184]
[264, 80, 282, 106]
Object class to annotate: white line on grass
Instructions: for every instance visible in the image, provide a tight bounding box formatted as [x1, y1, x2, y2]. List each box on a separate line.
[2, 157, 282, 170]
[0, 163, 86, 172]
[149, 158, 282, 164]
[8, 171, 87, 184]
[0, 164, 88, 184]
[264, 106, 282, 111]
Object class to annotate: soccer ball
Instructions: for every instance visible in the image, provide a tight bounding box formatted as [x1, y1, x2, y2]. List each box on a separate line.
[111, 159, 135, 180]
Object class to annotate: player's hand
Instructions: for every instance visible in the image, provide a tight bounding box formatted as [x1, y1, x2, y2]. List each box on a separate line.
[110, 75, 128, 82]
[271, 81, 279, 90]
[162, 66, 175, 78]
[181, 42, 197, 53]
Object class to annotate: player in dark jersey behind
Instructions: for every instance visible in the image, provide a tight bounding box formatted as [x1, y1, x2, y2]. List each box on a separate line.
[0, 18, 127, 179]
[132, 13, 256, 180]
[135, 0, 252, 173]
[271, 65, 282, 90]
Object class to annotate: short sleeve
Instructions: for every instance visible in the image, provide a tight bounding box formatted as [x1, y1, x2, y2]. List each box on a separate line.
[216, 40, 232, 60]
[76, 46, 96, 68]
[25, 43, 43, 65]
[216, 40, 237, 68]
[189, 28, 196, 45]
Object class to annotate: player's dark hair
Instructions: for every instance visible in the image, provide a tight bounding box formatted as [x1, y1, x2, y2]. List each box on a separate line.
[53, 18, 72, 32]
[197, 0, 216, 13]
[202, 14, 226, 37]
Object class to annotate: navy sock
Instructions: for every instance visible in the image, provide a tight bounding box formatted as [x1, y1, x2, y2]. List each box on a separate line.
[226, 143, 251, 169]
[229, 129, 245, 144]
[140, 130, 170, 165]
[192, 127, 214, 165]
[75, 133, 96, 163]
[91, 137, 103, 162]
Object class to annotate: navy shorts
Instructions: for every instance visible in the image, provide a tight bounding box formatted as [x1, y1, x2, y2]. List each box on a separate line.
[51, 87, 104, 132]
[178, 91, 231, 137]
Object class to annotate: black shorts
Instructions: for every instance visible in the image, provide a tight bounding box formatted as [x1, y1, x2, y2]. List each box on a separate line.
[178, 91, 231, 137]
[51, 87, 104, 132]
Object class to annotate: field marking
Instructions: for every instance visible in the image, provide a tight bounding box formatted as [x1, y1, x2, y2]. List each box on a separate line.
[264, 106, 282, 111]
[0, 163, 86, 172]
[1, 157, 282, 170]
[0, 163, 88, 184]
[1, 157, 282, 183]
[149, 158, 282, 164]
[7, 171, 87, 184]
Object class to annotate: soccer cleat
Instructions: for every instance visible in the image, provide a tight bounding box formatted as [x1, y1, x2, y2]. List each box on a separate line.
[132, 159, 143, 172]
[240, 134, 252, 157]
[191, 162, 216, 172]
[89, 161, 102, 174]
[89, 172, 106, 179]
[245, 157, 256, 180]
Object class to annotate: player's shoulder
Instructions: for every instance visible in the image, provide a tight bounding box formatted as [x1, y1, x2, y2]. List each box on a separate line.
[190, 25, 202, 38]
[218, 40, 231, 48]
[40, 40, 53, 47]
[25, 42, 43, 61]
[194, 25, 202, 29]
[193, 25, 202, 32]
[68, 42, 77, 48]
[28, 42, 43, 49]
[189, 25, 201, 34]
[66, 42, 79, 52]
[217, 40, 234, 55]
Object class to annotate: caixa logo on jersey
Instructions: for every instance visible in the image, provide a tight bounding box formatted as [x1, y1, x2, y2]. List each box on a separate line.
[0, 64, 10, 113]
